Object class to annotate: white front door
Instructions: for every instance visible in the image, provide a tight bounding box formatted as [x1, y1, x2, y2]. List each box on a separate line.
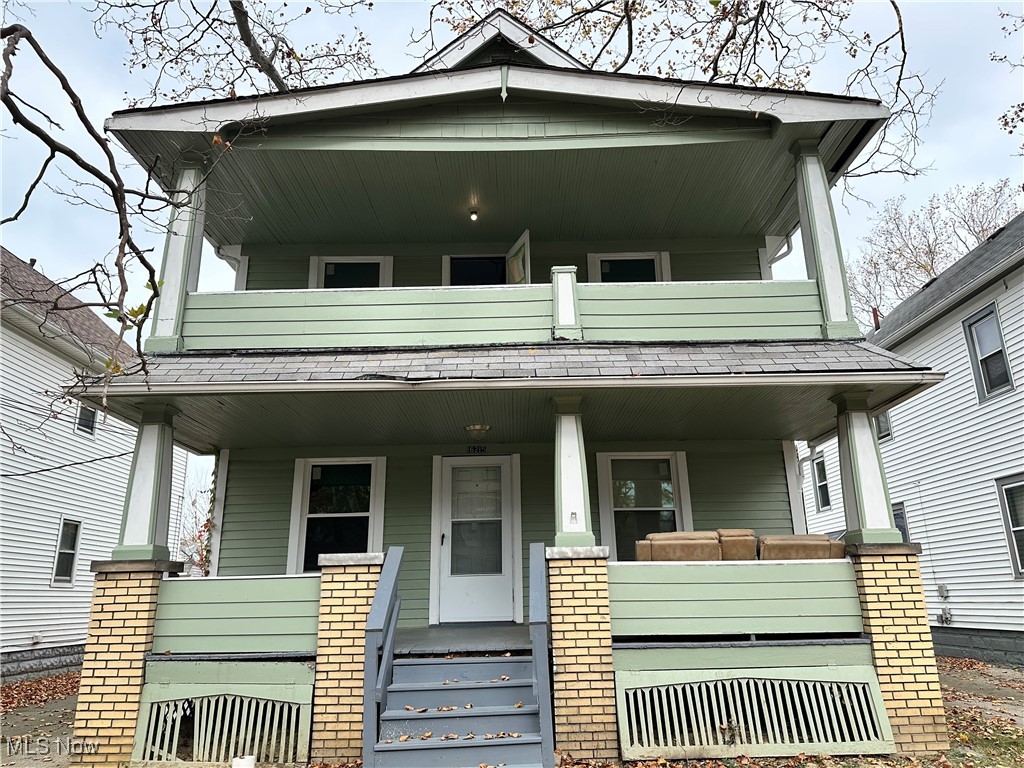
[438, 456, 516, 623]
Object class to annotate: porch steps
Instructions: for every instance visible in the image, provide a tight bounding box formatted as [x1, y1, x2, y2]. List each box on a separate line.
[374, 655, 545, 768]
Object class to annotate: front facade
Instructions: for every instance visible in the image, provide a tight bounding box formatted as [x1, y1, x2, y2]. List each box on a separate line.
[0, 249, 189, 681]
[803, 215, 1024, 666]
[72, 12, 950, 766]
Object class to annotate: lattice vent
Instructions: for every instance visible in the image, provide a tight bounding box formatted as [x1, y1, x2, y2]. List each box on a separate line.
[622, 677, 887, 757]
[137, 695, 306, 764]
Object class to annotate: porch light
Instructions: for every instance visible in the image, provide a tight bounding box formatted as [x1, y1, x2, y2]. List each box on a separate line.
[465, 423, 491, 440]
[469, 208, 479, 222]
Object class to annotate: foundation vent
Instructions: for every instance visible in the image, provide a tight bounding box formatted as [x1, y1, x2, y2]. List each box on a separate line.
[621, 677, 892, 759]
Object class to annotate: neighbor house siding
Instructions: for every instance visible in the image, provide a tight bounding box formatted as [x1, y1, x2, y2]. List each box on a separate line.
[804, 266, 1024, 632]
[0, 325, 188, 656]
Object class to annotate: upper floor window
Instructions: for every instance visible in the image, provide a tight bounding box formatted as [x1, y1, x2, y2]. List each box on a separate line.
[588, 252, 671, 283]
[963, 303, 1014, 401]
[309, 256, 393, 288]
[874, 411, 893, 442]
[51, 518, 81, 586]
[76, 405, 97, 436]
[813, 456, 831, 511]
[997, 474, 1024, 578]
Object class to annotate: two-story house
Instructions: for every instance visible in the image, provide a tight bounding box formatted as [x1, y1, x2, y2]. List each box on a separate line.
[802, 213, 1024, 667]
[69, 11, 950, 768]
[0, 248, 189, 681]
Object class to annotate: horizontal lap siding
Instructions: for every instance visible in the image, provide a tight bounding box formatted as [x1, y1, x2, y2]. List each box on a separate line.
[217, 459, 293, 576]
[382, 455, 433, 627]
[607, 561, 863, 636]
[577, 281, 824, 342]
[688, 444, 794, 535]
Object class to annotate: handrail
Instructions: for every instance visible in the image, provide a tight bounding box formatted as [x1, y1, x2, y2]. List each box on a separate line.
[529, 542, 555, 768]
[362, 546, 403, 766]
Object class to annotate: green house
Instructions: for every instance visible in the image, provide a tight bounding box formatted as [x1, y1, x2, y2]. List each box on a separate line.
[74, 11, 950, 768]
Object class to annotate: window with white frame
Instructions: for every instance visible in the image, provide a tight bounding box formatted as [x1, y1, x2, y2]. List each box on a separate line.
[51, 518, 81, 586]
[597, 453, 692, 561]
[890, 501, 911, 544]
[963, 303, 1014, 400]
[813, 456, 831, 511]
[874, 411, 893, 442]
[309, 256, 393, 288]
[997, 474, 1024, 578]
[587, 252, 671, 283]
[76, 404, 97, 435]
[289, 458, 386, 573]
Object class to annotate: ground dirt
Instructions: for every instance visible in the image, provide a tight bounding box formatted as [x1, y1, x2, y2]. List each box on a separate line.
[2, 659, 1022, 768]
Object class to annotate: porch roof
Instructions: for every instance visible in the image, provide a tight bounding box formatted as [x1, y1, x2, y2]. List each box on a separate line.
[79, 342, 940, 453]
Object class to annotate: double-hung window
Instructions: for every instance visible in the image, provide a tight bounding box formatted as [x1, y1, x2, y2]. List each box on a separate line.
[289, 458, 386, 572]
[997, 474, 1024, 578]
[76, 405, 97, 436]
[51, 518, 81, 586]
[813, 456, 831, 511]
[964, 304, 1014, 400]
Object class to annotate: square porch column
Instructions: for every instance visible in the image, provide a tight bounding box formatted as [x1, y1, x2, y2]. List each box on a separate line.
[553, 396, 596, 547]
[792, 140, 861, 339]
[112, 405, 177, 561]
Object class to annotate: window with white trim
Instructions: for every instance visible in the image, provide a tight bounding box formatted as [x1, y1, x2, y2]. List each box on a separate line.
[51, 518, 81, 586]
[76, 404, 97, 436]
[597, 452, 692, 561]
[309, 256, 393, 288]
[290, 458, 386, 573]
[587, 252, 671, 283]
[813, 456, 831, 511]
[963, 303, 1014, 400]
[874, 411, 893, 442]
[890, 501, 911, 544]
[997, 474, 1024, 578]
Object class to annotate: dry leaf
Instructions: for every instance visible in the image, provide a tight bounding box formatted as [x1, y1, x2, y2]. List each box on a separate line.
[404, 705, 414, 711]
[514, 701, 523, 708]
[398, 735, 410, 743]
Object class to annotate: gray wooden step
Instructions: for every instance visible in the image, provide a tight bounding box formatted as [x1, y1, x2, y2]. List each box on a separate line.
[386, 678, 534, 708]
[380, 703, 540, 739]
[392, 656, 534, 684]
[374, 731, 543, 768]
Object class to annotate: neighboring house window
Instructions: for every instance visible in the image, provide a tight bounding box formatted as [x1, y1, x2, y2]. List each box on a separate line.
[51, 518, 81, 586]
[289, 458, 386, 573]
[813, 456, 831, 511]
[596, 452, 692, 561]
[891, 501, 911, 544]
[963, 303, 1014, 400]
[996, 474, 1024, 578]
[76, 404, 97, 435]
[309, 256, 393, 288]
[587, 252, 671, 283]
[874, 412, 893, 442]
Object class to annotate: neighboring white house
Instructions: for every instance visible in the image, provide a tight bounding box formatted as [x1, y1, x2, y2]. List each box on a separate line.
[801, 213, 1024, 665]
[0, 248, 190, 681]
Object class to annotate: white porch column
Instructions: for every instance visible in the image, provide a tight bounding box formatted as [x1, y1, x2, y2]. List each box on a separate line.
[792, 140, 860, 339]
[551, 266, 583, 341]
[111, 406, 177, 561]
[147, 166, 207, 353]
[553, 395, 596, 547]
[832, 393, 903, 546]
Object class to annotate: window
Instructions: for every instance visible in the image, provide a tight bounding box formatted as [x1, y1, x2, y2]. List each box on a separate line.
[288, 458, 386, 573]
[51, 518, 81, 586]
[596, 452, 693, 561]
[964, 304, 1014, 400]
[997, 474, 1024, 578]
[448, 255, 507, 286]
[874, 411, 893, 442]
[587, 252, 671, 283]
[76, 404, 96, 436]
[813, 456, 831, 511]
[309, 256, 393, 288]
[890, 501, 911, 544]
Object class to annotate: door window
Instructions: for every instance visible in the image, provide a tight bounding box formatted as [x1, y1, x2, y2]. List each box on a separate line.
[450, 466, 503, 575]
[449, 256, 507, 286]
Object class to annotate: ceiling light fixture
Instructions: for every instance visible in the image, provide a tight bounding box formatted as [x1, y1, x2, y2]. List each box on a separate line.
[469, 208, 479, 222]
[465, 423, 491, 441]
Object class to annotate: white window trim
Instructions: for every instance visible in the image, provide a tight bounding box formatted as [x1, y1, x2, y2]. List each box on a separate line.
[963, 302, 1015, 402]
[782, 441, 807, 534]
[441, 254, 505, 286]
[873, 412, 894, 443]
[995, 474, 1024, 579]
[74, 403, 97, 438]
[428, 454, 524, 625]
[595, 451, 693, 561]
[50, 515, 82, 588]
[813, 455, 832, 512]
[308, 256, 394, 289]
[586, 251, 672, 283]
[287, 457, 387, 574]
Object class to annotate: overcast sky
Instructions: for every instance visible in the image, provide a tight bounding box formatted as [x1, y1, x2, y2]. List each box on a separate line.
[1, 1, 1020, 288]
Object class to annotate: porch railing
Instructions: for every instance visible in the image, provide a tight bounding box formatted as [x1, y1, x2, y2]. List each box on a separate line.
[528, 542, 555, 768]
[362, 546, 404, 765]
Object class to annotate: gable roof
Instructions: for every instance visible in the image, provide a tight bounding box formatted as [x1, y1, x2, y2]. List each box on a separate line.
[413, 9, 586, 73]
[0, 247, 135, 367]
[868, 212, 1024, 349]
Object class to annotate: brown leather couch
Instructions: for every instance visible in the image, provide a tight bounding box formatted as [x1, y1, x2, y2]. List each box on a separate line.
[634, 530, 845, 561]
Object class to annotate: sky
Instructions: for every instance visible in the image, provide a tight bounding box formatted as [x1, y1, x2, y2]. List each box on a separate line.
[1, 1, 1020, 285]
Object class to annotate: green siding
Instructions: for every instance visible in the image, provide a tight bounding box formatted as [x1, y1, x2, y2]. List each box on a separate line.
[381, 454, 433, 627]
[218, 458, 292, 576]
[607, 560, 863, 636]
[688, 444, 794, 534]
[613, 642, 873, 671]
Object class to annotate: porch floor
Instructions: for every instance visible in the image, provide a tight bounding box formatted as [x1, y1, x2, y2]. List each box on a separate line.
[394, 623, 531, 655]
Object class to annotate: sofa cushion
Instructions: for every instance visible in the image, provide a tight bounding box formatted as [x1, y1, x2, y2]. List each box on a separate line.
[718, 529, 757, 560]
[758, 535, 833, 560]
[646, 531, 718, 541]
[650, 539, 721, 561]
